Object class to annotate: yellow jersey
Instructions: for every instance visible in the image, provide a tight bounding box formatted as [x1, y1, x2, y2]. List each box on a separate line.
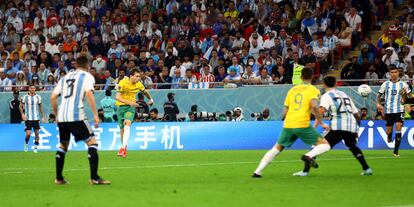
[115, 77, 146, 106]
[283, 84, 320, 128]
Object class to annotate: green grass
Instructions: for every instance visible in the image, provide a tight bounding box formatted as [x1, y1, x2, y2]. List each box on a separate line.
[0, 150, 413, 207]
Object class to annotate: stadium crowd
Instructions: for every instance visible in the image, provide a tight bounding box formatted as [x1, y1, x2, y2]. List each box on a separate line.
[0, 0, 409, 91]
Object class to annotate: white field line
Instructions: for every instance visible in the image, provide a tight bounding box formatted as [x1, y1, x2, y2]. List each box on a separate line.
[0, 156, 397, 175]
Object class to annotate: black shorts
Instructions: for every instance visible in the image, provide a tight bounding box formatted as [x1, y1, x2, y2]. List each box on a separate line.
[25, 120, 40, 131]
[384, 113, 404, 126]
[58, 120, 95, 143]
[324, 130, 358, 148]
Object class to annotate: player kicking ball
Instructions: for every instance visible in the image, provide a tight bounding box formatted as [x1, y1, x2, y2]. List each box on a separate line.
[50, 55, 110, 185]
[252, 67, 331, 177]
[377, 65, 412, 157]
[315, 76, 372, 175]
[115, 68, 154, 158]
[20, 85, 45, 153]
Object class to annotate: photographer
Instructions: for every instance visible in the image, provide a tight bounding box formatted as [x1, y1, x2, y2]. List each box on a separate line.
[232, 107, 245, 121]
[100, 89, 117, 122]
[252, 108, 272, 121]
[136, 92, 149, 122]
[148, 108, 161, 122]
[163, 92, 180, 122]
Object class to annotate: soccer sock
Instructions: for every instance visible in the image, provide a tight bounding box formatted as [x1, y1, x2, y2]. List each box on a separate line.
[55, 148, 66, 180]
[254, 147, 280, 175]
[25, 135, 30, 144]
[394, 131, 402, 154]
[88, 144, 100, 180]
[387, 133, 392, 142]
[122, 126, 130, 149]
[349, 146, 370, 170]
[34, 140, 39, 149]
[305, 144, 331, 158]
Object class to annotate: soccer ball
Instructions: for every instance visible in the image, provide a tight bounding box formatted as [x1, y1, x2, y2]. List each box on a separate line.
[358, 84, 372, 97]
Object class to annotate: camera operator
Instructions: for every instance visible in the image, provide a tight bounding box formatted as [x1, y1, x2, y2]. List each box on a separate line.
[136, 92, 149, 122]
[148, 108, 161, 122]
[100, 89, 117, 122]
[163, 92, 180, 121]
[232, 107, 245, 121]
[252, 108, 271, 121]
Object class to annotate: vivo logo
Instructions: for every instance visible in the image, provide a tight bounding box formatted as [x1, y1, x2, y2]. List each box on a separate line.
[358, 121, 414, 148]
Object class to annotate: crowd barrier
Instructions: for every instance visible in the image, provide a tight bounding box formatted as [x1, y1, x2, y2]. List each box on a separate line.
[1, 121, 413, 151]
[1, 85, 379, 123]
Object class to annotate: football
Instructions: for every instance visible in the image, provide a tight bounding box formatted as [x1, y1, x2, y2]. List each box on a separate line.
[358, 84, 372, 97]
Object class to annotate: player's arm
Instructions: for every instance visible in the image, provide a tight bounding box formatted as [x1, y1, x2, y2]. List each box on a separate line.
[314, 106, 327, 128]
[50, 93, 59, 117]
[85, 89, 100, 128]
[142, 89, 154, 106]
[377, 83, 385, 110]
[281, 106, 288, 120]
[39, 103, 45, 123]
[353, 112, 361, 127]
[19, 100, 26, 121]
[310, 98, 329, 131]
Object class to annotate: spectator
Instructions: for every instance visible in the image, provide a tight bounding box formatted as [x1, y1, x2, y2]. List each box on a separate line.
[158, 66, 172, 89]
[313, 37, 329, 74]
[257, 67, 273, 85]
[360, 108, 371, 120]
[148, 108, 161, 122]
[44, 73, 55, 91]
[365, 65, 379, 85]
[0, 68, 12, 92]
[241, 65, 257, 85]
[9, 90, 22, 123]
[163, 93, 179, 122]
[223, 66, 241, 85]
[199, 64, 215, 88]
[15, 71, 27, 91]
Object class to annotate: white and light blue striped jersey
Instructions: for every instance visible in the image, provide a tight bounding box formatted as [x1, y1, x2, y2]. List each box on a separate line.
[378, 80, 410, 114]
[323, 35, 339, 50]
[52, 70, 95, 122]
[21, 94, 42, 121]
[320, 89, 359, 133]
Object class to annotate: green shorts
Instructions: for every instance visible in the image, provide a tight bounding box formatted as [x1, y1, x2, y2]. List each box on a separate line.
[277, 126, 323, 148]
[117, 105, 136, 129]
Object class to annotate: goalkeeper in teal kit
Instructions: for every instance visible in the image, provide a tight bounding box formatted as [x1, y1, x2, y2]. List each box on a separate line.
[100, 90, 117, 122]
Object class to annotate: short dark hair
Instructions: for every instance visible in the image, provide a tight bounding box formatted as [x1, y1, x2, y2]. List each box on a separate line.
[76, 55, 89, 68]
[361, 107, 368, 111]
[388, 64, 397, 71]
[323, 76, 336, 88]
[150, 108, 158, 114]
[105, 89, 111, 97]
[130, 68, 141, 76]
[301, 67, 313, 80]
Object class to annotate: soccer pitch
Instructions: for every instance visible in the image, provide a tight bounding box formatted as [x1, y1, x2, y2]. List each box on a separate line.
[0, 150, 413, 207]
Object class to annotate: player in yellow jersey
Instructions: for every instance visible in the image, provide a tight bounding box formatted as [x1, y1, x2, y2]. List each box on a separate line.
[116, 68, 154, 158]
[253, 67, 331, 177]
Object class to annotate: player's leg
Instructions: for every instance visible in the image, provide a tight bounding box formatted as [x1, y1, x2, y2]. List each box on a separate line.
[24, 121, 31, 152]
[85, 137, 111, 185]
[296, 127, 331, 176]
[117, 107, 125, 156]
[71, 121, 110, 185]
[385, 114, 394, 143]
[252, 128, 295, 177]
[24, 129, 31, 152]
[343, 132, 372, 175]
[393, 118, 403, 156]
[55, 123, 70, 185]
[33, 121, 41, 153]
[120, 107, 135, 158]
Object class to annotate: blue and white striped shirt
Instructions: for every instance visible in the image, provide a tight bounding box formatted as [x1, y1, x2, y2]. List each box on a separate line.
[320, 89, 359, 133]
[379, 80, 410, 114]
[52, 70, 95, 122]
[21, 94, 42, 121]
[323, 35, 339, 50]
